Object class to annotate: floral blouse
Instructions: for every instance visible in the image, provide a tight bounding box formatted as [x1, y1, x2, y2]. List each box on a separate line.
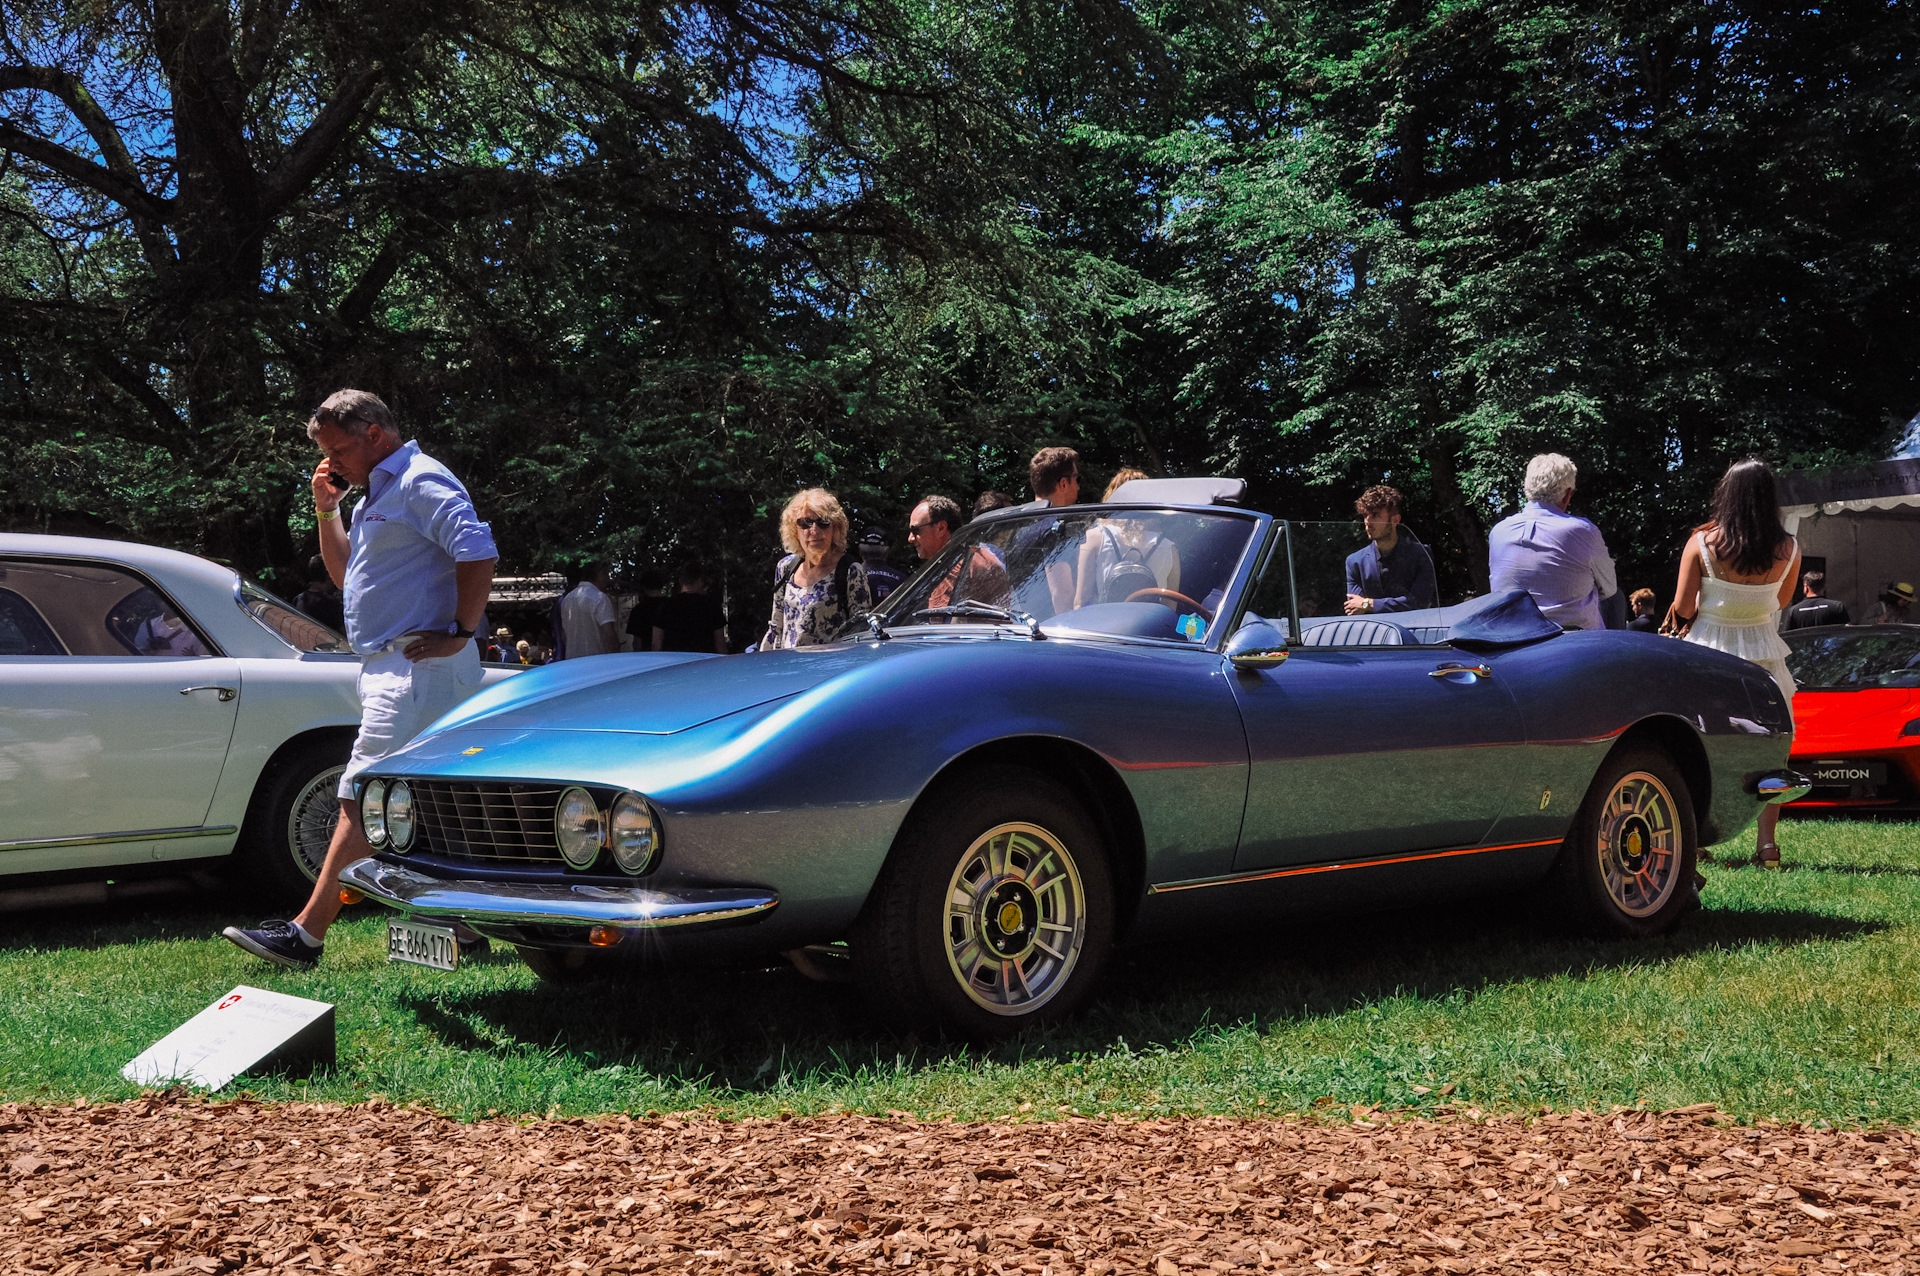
[760, 555, 875, 649]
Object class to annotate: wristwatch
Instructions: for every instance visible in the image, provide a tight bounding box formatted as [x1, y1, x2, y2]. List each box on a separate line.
[450, 624, 475, 640]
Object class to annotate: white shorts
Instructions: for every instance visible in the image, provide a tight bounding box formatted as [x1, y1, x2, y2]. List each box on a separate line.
[337, 643, 486, 799]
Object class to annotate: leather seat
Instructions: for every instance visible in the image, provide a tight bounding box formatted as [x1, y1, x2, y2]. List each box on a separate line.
[1299, 618, 1407, 646]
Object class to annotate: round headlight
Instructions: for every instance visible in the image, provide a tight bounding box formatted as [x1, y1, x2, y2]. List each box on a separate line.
[387, 780, 415, 851]
[609, 793, 659, 875]
[554, 786, 603, 869]
[360, 778, 388, 847]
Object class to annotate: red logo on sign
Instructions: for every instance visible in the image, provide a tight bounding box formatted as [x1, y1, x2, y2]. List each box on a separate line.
[217, 994, 243, 1010]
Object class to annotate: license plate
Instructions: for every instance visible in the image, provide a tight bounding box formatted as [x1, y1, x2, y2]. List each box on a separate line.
[1808, 759, 1889, 787]
[388, 918, 459, 970]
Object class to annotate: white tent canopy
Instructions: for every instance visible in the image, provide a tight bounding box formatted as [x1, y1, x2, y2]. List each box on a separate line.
[1778, 459, 1920, 621]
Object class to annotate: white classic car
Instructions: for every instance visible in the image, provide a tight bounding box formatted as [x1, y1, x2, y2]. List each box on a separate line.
[0, 533, 513, 901]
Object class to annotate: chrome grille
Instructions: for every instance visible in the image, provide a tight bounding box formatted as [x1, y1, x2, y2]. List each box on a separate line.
[406, 781, 566, 865]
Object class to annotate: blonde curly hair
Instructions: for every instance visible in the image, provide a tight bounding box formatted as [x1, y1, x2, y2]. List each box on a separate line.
[1103, 468, 1150, 501]
[779, 488, 850, 558]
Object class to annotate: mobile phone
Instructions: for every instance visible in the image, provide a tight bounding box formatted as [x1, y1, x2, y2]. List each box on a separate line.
[326, 470, 350, 491]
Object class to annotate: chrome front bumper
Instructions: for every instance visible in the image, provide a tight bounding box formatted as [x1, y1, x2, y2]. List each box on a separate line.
[338, 858, 778, 929]
[1747, 768, 1814, 805]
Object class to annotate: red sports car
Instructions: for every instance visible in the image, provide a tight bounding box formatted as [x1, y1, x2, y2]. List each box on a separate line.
[1784, 624, 1920, 810]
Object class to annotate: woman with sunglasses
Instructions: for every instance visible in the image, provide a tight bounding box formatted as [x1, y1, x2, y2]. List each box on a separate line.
[759, 488, 875, 649]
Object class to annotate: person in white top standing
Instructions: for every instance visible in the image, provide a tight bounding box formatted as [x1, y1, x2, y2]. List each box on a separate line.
[1487, 454, 1619, 630]
[223, 390, 498, 969]
[559, 562, 619, 657]
[1667, 457, 1800, 867]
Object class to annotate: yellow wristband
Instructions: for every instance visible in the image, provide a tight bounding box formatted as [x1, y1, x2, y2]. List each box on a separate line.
[317, 507, 340, 521]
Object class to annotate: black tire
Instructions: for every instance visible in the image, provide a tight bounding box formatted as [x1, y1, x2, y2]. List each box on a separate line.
[516, 945, 622, 982]
[237, 735, 351, 905]
[1552, 744, 1698, 938]
[853, 765, 1115, 1039]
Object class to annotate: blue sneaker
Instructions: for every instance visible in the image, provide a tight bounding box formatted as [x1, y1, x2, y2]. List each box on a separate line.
[222, 920, 322, 970]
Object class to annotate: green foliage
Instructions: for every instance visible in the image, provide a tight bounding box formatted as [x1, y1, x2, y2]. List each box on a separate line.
[2, 818, 1918, 1123]
[2, 0, 1916, 602]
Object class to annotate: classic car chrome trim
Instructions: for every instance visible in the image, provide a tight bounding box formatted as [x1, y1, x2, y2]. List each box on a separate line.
[339, 856, 778, 928]
[0, 824, 238, 853]
[1146, 837, 1564, 894]
[1748, 768, 1813, 805]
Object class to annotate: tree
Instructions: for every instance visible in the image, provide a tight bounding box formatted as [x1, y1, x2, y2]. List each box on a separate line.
[0, 0, 935, 581]
[1110, 0, 1920, 595]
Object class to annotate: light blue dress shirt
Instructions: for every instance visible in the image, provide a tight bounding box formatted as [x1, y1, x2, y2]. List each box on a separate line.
[1488, 501, 1618, 631]
[342, 441, 498, 654]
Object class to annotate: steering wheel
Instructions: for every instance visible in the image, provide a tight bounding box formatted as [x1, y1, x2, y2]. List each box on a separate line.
[1126, 587, 1213, 620]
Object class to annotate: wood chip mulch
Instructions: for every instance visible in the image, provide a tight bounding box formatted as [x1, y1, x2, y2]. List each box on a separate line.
[5, 1098, 1917, 1275]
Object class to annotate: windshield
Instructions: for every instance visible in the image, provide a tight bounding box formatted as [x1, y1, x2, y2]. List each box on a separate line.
[874, 507, 1262, 645]
[1786, 628, 1920, 690]
[239, 579, 351, 653]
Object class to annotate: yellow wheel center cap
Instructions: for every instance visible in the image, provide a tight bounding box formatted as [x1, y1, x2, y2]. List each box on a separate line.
[997, 902, 1024, 934]
[1627, 830, 1643, 856]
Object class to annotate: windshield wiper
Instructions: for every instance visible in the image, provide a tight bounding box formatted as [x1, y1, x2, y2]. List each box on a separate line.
[911, 604, 1045, 638]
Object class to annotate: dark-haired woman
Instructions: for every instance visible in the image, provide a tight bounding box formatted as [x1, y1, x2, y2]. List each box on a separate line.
[1668, 457, 1800, 866]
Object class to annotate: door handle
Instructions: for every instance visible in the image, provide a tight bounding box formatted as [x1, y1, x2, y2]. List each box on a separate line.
[180, 685, 238, 702]
[1430, 663, 1492, 680]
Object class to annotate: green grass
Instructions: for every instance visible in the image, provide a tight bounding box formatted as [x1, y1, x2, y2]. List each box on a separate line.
[4, 817, 1917, 1124]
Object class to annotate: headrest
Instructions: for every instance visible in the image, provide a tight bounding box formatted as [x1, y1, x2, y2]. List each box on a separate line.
[1107, 477, 1248, 507]
[1300, 618, 1407, 647]
[1447, 589, 1563, 650]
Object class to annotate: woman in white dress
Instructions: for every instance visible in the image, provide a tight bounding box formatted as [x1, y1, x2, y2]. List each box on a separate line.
[1667, 458, 1800, 866]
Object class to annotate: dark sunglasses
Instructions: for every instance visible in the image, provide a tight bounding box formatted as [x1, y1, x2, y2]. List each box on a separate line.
[312, 406, 368, 431]
[906, 522, 935, 537]
[794, 516, 832, 530]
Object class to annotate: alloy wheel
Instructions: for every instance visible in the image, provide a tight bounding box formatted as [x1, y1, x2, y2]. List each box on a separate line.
[943, 821, 1087, 1015]
[1595, 770, 1681, 918]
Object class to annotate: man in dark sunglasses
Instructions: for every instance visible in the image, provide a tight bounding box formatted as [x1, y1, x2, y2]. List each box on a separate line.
[911, 494, 1009, 611]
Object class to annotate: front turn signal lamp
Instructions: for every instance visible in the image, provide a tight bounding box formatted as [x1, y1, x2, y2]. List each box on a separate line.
[361, 778, 388, 847]
[555, 786, 603, 869]
[609, 793, 660, 875]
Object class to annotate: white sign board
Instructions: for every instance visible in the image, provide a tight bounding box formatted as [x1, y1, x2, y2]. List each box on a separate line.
[123, 985, 335, 1090]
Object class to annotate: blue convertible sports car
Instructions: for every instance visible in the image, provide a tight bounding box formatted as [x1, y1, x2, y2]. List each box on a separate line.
[342, 479, 1808, 1036]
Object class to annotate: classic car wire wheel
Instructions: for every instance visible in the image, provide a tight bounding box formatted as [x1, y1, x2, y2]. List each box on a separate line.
[944, 821, 1086, 1015]
[1595, 770, 1681, 918]
[286, 764, 345, 883]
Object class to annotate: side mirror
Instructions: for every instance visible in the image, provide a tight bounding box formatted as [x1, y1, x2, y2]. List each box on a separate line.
[1225, 617, 1290, 670]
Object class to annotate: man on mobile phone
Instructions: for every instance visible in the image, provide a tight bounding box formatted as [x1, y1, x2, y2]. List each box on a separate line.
[223, 390, 498, 969]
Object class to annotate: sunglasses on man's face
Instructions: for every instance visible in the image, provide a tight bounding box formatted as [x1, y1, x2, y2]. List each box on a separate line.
[312, 407, 366, 430]
[906, 522, 935, 537]
[794, 517, 831, 531]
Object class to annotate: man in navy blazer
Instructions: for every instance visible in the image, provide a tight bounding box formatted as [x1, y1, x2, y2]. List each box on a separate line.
[1344, 484, 1437, 614]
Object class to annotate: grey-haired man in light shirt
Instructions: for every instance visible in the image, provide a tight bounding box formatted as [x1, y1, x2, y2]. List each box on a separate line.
[224, 390, 498, 969]
[1488, 453, 1619, 630]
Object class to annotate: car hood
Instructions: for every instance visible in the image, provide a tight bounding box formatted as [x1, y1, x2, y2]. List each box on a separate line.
[420, 645, 896, 737]
[1791, 688, 1915, 747]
